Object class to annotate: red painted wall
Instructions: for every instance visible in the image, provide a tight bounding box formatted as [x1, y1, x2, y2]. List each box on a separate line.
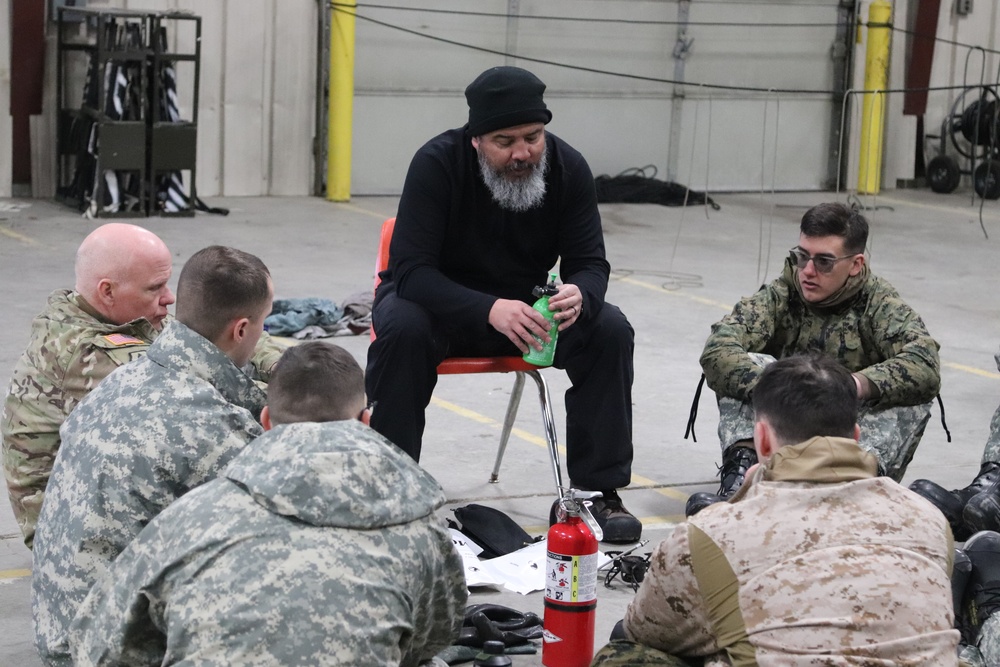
[10, 0, 46, 185]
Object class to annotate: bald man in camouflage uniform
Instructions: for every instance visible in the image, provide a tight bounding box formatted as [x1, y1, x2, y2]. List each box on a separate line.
[689, 203, 940, 515]
[593, 354, 958, 666]
[32, 246, 275, 667]
[68, 342, 466, 667]
[3, 224, 283, 549]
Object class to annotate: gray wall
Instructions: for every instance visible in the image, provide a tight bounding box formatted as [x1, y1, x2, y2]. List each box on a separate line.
[351, 0, 841, 195]
[3, 0, 998, 197]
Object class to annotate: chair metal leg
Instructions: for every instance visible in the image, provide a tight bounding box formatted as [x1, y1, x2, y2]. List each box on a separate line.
[489, 369, 564, 497]
[526, 369, 564, 496]
[490, 371, 526, 483]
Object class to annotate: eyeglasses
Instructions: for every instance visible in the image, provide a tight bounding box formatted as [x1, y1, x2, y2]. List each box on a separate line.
[789, 246, 858, 274]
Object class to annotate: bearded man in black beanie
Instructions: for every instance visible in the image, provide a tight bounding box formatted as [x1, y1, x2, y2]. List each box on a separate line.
[365, 66, 640, 543]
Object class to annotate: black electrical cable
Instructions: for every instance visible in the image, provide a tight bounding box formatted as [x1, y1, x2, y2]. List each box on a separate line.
[336, 2, 1000, 56]
[342, 2, 843, 29]
[332, 4, 977, 97]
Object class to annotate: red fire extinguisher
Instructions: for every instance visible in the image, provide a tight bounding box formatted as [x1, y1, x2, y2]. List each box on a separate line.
[543, 489, 603, 667]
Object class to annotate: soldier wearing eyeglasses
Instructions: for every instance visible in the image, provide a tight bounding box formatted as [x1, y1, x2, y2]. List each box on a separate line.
[689, 202, 940, 516]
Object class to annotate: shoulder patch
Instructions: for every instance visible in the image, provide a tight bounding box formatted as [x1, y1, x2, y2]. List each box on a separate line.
[102, 333, 145, 346]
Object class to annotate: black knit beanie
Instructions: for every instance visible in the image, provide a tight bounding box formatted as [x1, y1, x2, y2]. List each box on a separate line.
[465, 66, 552, 137]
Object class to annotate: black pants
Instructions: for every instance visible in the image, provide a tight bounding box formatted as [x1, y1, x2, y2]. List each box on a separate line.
[365, 288, 635, 490]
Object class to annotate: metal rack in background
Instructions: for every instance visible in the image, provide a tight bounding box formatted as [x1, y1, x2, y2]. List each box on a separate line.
[55, 7, 201, 217]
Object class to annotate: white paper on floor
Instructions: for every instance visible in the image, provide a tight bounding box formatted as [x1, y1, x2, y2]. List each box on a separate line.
[450, 529, 612, 595]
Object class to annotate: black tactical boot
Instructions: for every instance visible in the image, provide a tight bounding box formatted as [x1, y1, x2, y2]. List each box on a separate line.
[960, 531, 1000, 645]
[965, 463, 1000, 535]
[548, 489, 642, 544]
[910, 462, 1000, 541]
[685, 445, 758, 517]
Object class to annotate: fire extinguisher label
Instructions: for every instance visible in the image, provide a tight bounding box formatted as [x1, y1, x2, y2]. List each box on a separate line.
[545, 551, 598, 603]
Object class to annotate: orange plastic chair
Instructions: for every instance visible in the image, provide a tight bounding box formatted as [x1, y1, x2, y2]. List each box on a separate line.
[373, 217, 564, 494]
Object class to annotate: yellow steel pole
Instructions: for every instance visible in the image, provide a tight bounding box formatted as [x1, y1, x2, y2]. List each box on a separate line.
[857, 0, 892, 195]
[327, 0, 356, 201]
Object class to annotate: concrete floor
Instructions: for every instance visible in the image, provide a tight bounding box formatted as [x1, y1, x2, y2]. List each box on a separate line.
[1, 190, 999, 665]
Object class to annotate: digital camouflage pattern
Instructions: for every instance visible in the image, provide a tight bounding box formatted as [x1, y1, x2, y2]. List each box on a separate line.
[31, 320, 267, 666]
[972, 615, 1000, 666]
[700, 258, 941, 408]
[624, 437, 959, 665]
[980, 348, 1000, 466]
[2, 290, 285, 549]
[716, 353, 932, 481]
[591, 640, 728, 666]
[961, 640, 987, 667]
[2, 290, 156, 548]
[68, 419, 467, 667]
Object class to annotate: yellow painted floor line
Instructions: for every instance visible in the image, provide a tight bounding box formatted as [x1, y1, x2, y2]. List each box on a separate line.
[332, 202, 391, 220]
[430, 397, 691, 501]
[0, 568, 31, 580]
[0, 226, 38, 245]
[618, 267, 999, 381]
[614, 275, 731, 311]
[944, 362, 1000, 380]
[875, 195, 1000, 222]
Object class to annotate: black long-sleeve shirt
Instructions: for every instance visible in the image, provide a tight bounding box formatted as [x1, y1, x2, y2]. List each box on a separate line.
[382, 126, 610, 331]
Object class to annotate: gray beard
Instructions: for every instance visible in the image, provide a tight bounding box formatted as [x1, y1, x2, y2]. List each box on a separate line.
[478, 148, 548, 212]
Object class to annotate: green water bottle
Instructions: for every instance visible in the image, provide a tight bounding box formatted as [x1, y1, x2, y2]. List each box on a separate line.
[523, 272, 559, 367]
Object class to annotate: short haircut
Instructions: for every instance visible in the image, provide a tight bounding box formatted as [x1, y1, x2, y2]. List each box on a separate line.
[752, 353, 858, 445]
[175, 246, 271, 341]
[266, 342, 365, 425]
[799, 202, 869, 255]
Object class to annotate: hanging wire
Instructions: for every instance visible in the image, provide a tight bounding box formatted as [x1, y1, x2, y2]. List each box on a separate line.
[331, 3, 978, 97]
[704, 95, 714, 220]
[976, 58, 1000, 239]
[343, 1, 1000, 56]
[961, 47, 988, 210]
[756, 96, 770, 286]
[766, 96, 780, 276]
[347, 2, 843, 28]
[668, 98, 700, 275]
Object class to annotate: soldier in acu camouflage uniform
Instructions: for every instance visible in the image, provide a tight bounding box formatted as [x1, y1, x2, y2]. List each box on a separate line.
[67, 341, 467, 667]
[689, 202, 940, 516]
[31, 246, 276, 667]
[2, 224, 284, 549]
[592, 354, 958, 666]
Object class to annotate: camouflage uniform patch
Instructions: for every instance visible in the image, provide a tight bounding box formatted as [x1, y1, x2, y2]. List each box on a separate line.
[31, 320, 267, 665]
[715, 355, 933, 482]
[68, 420, 467, 667]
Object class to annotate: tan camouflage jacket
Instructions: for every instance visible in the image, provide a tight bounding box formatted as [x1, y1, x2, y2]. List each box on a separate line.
[700, 259, 941, 408]
[625, 437, 959, 665]
[2, 290, 285, 549]
[68, 420, 467, 667]
[2, 290, 156, 548]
